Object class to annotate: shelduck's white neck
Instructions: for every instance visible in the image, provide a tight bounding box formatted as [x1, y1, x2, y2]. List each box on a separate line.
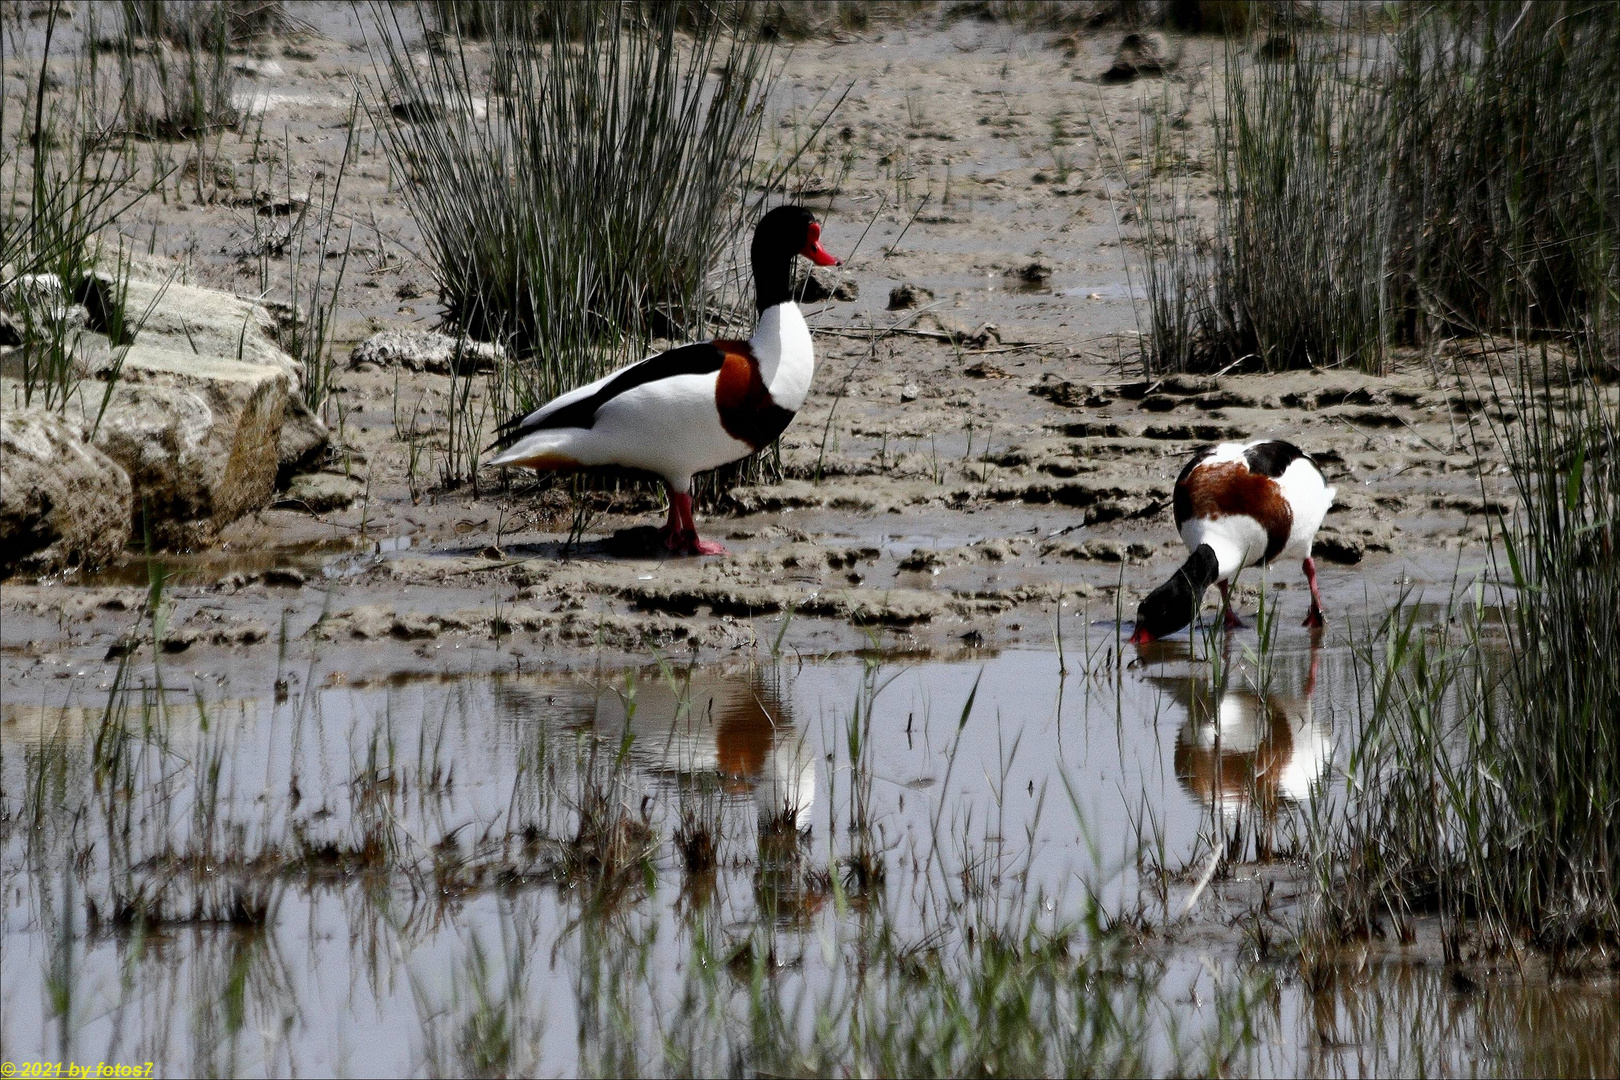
[749, 301, 815, 411]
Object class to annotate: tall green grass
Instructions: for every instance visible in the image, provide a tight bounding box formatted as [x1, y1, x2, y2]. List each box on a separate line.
[1132, 3, 1620, 374]
[1, 1, 159, 413]
[1321, 345, 1618, 953]
[367, 1, 774, 414]
[90, 2, 248, 142]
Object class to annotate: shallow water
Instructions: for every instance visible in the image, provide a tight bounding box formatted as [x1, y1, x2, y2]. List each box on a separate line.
[4, 620, 1610, 1077]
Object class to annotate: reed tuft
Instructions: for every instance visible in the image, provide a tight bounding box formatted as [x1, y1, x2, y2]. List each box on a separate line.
[1131, 3, 1620, 375]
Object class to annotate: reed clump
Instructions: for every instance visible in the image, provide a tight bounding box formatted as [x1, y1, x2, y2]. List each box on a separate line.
[369, 1, 774, 413]
[91, 1, 251, 141]
[1325, 346, 1619, 953]
[2, 3, 160, 413]
[1135, 2, 1620, 374]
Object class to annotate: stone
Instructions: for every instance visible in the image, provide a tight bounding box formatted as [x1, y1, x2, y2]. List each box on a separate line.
[887, 283, 934, 310]
[92, 345, 288, 547]
[279, 470, 363, 513]
[347, 330, 504, 375]
[1, 407, 133, 576]
[1101, 32, 1182, 83]
[278, 392, 329, 479]
[0, 273, 70, 320]
[796, 271, 859, 304]
[89, 267, 325, 476]
[109, 275, 302, 388]
[1009, 261, 1053, 285]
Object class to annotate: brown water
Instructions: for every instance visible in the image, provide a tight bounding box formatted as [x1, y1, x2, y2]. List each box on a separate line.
[3, 621, 1612, 1077]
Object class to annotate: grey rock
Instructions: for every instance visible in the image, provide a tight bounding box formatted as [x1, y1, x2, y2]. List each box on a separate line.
[0, 273, 70, 320]
[887, 283, 934, 310]
[93, 346, 288, 547]
[796, 270, 859, 304]
[1101, 32, 1182, 83]
[279, 470, 363, 513]
[111, 275, 303, 387]
[82, 265, 327, 515]
[1, 408, 133, 576]
[348, 330, 503, 375]
[0, 309, 22, 348]
[278, 392, 329, 479]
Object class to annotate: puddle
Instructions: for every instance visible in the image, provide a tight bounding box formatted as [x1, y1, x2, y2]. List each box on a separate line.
[4, 625, 1609, 1076]
[64, 534, 415, 590]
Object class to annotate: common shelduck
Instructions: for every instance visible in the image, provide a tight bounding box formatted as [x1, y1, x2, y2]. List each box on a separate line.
[1130, 440, 1336, 643]
[488, 205, 840, 555]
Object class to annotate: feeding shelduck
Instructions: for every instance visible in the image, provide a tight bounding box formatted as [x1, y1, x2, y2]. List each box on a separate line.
[487, 205, 840, 555]
[1130, 440, 1336, 643]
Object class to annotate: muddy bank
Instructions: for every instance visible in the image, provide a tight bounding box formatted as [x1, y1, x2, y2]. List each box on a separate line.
[7, 10, 1618, 1075]
[2, 10, 1529, 692]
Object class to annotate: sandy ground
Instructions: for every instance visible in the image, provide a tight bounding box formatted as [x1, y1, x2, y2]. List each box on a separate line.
[3, 8, 1517, 694]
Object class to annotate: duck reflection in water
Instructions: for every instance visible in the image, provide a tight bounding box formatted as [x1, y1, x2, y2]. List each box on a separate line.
[1150, 636, 1331, 860]
[560, 669, 826, 922]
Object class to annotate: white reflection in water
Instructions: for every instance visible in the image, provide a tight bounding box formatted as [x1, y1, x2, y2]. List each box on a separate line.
[1151, 639, 1333, 856]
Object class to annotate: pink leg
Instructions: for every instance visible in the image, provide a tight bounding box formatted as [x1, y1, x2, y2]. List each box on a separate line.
[658, 483, 683, 546]
[661, 490, 726, 556]
[1217, 580, 1245, 630]
[1302, 557, 1326, 628]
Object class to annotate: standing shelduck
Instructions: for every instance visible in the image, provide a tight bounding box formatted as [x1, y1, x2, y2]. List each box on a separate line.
[487, 205, 840, 555]
[1130, 440, 1336, 643]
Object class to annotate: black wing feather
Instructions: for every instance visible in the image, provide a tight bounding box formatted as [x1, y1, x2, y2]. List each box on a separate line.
[1243, 440, 1309, 478]
[489, 341, 726, 453]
